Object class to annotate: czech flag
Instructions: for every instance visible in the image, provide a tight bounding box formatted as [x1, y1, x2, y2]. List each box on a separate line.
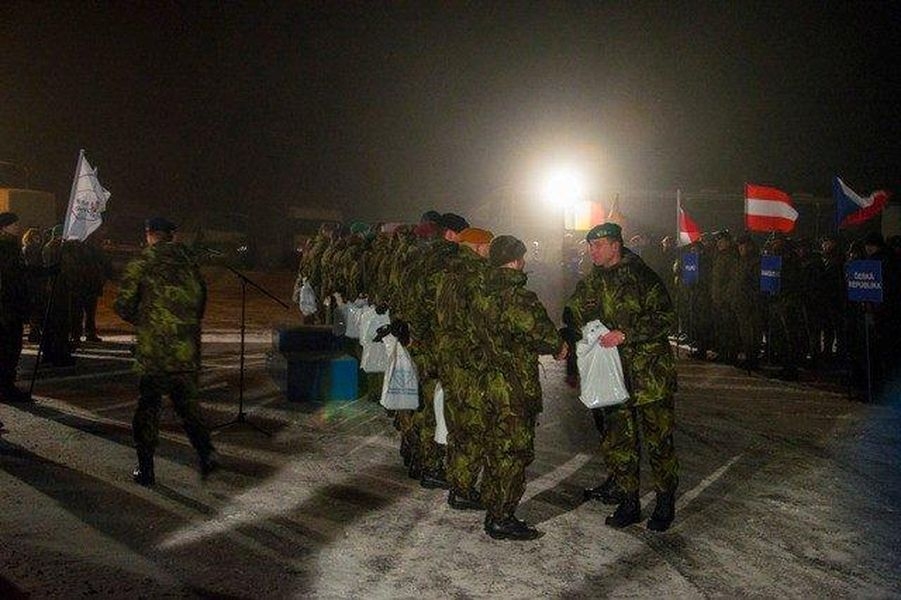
[834, 176, 890, 229]
[678, 204, 701, 246]
[744, 184, 798, 233]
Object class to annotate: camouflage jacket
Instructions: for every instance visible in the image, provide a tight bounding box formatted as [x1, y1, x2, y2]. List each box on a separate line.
[433, 245, 491, 370]
[114, 242, 206, 375]
[394, 238, 456, 375]
[318, 237, 346, 300]
[298, 232, 332, 294]
[565, 249, 677, 406]
[711, 248, 739, 307]
[482, 267, 561, 414]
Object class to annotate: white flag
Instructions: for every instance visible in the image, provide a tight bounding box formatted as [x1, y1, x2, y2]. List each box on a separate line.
[62, 150, 111, 241]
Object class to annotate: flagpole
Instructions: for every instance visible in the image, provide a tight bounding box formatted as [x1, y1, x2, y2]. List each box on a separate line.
[676, 189, 681, 245]
[62, 149, 85, 238]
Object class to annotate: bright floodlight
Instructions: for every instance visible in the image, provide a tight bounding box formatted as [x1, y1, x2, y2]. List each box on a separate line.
[542, 165, 586, 207]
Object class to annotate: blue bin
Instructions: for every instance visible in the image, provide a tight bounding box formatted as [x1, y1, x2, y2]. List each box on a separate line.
[325, 355, 359, 401]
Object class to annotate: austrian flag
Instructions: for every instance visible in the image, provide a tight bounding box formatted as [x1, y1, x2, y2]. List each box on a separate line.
[744, 184, 798, 233]
[678, 204, 701, 245]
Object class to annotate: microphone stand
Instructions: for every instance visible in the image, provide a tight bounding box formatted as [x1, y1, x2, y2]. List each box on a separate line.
[213, 264, 290, 437]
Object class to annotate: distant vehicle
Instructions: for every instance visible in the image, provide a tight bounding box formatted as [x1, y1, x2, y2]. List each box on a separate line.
[186, 211, 254, 267]
[0, 188, 57, 231]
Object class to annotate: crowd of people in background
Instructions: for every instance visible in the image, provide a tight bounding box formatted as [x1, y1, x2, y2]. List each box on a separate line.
[564, 227, 901, 395]
[0, 211, 112, 408]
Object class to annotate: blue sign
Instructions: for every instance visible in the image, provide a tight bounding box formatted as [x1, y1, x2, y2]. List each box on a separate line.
[681, 252, 699, 285]
[846, 260, 883, 303]
[760, 255, 782, 295]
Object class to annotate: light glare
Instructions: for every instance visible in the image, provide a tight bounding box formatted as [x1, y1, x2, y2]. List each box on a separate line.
[542, 166, 586, 208]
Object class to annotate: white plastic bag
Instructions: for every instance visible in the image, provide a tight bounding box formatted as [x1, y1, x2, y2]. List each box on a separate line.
[360, 308, 391, 373]
[433, 381, 448, 444]
[344, 299, 368, 339]
[380, 334, 420, 410]
[576, 320, 629, 408]
[296, 277, 318, 316]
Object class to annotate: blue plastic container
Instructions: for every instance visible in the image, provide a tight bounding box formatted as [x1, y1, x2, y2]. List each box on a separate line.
[324, 355, 359, 401]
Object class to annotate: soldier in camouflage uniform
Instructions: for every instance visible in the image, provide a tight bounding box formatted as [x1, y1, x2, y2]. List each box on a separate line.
[733, 234, 763, 369]
[392, 218, 461, 487]
[711, 231, 739, 364]
[297, 223, 339, 323]
[565, 222, 679, 532]
[114, 217, 217, 486]
[434, 224, 493, 510]
[479, 235, 563, 540]
[765, 237, 804, 380]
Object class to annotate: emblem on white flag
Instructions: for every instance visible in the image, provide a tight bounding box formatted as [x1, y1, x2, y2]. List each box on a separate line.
[62, 150, 111, 242]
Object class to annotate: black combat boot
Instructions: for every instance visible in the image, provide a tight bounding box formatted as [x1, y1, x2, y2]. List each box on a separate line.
[484, 513, 542, 541]
[0, 385, 32, 404]
[408, 457, 422, 480]
[447, 488, 483, 510]
[647, 491, 676, 532]
[583, 475, 623, 505]
[420, 466, 450, 489]
[132, 452, 155, 487]
[605, 493, 641, 528]
[399, 437, 412, 467]
[200, 450, 221, 480]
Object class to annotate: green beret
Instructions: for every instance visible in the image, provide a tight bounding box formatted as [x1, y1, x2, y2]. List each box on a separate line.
[586, 222, 622, 243]
[349, 221, 369, 235]
[489, 235, 527, 267]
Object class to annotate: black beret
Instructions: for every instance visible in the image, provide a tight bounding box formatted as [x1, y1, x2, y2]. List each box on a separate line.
[144, 216, 177, 233]
[420, 210, 442, 224]
[0, 212, 19, 228]
[438, 212, 469, 233]
[863, 231, 885, 247]
[489, 235, 527, 267]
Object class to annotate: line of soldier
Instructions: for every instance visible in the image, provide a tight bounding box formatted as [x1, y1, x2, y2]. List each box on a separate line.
[661, 230, 900, 392]
[295, 212, 680, 539]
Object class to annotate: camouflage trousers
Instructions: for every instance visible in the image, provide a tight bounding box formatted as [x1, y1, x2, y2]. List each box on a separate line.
[393, 409, 417, 462]
[413, 377, 445, 472]
[442, 365, 487, 494]
[770, 299, 806, 368]
[713, 302, 739, 361]
[481, 372, 536, 520]
[601, 396, 678, 495]
[733, 302, 762, 363]
[133, 373, 214, 461]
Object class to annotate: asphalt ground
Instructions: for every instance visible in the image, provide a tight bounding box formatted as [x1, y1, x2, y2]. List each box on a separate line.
[1, 271, 899, 598]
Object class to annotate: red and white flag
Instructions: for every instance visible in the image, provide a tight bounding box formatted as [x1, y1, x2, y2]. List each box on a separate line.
[677, 204, 701, 245]
[744, 184, 798, 233]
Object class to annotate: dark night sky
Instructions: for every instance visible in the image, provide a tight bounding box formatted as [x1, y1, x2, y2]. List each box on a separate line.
[1, 1, 898, 227]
